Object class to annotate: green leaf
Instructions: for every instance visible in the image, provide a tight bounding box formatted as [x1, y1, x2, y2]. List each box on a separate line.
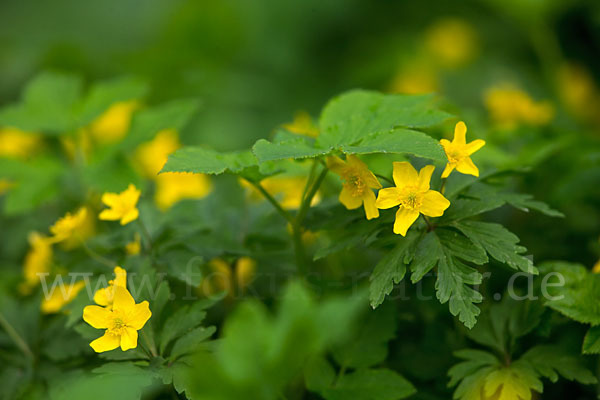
[583, 326, 600, 354]
[436, 228, 488, 266]
[500, 192, 564, 218]
[161, 147, 258, 175]
[159, 299, 215, 354]
[453, 220, 536, 274]
[0, 71, 83, 134]
[252, 137, 328, 163]
[317, 90, 451, 149]
[409, 231, 443, 283]
[169, 326, 216, 361]
[304, 356, 336, 392]
[521, 345, 597, 384]
[343, 128, 446, 161]
[320, 368, 416, 400]
[369, 232, 418, 308]
[332, 302, 398, 369]
[448, 349, 499, 387]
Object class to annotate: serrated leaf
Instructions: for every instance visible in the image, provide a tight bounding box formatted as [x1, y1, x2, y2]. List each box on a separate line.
[369, 232, 418, 308]
[453, 220, 536, 274]
[252, 137, 328, 163]
[436, 228, 488, 265]
[448, 350, 499, 387]
[409, 231, 443, 283]
[170, 326, 216, 361]
[521, 345, 597, 384]
[159, 299, 215, 354]
[161, 147, 258, 175]
[500, 192, 564, 218]
[583, 326, 600, 354]
[483, 363, 542, 400]
[320, 369, 415, 400]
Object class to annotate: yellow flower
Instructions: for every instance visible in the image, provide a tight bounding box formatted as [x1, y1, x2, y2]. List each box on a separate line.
[0, 127, 41, 159]
[557, 63, 600, 123]
[41, 280, 86, 314]
[241, 176, 321, 210]
[60, 206, 96, 250]
[21, 232, 53, 294]
[135, 129, 180, 178]
[89, 101, 139, 144]
[424, 18, 478, 68]
[125, 233, 141, 255]
[93, 266, 128, 308]
[327, 155, 382, 220]
[200, 257, 257, 298]
[99, 184, 141, 225]
[49, 207, 89, 244]
[440, 121, 486, 179]
[282, 111, 319, 138]
[235, 257, 257, 294]
[83, 286, 151, 352]
[389, 61, 439, 95]
[484, 85, 554, 128]
[154, 172, 212, 210]
[593, 260, 600, 274]
[376, 162, 450, 236]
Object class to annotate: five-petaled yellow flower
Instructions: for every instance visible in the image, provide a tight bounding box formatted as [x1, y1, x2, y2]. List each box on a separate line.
[327, 155, 382, 220]
[83, 286, 151, 352]
[49, 207, 89, 243]
[440, 121, 485, 179]
[94, 266, 127, 308]
[376, 162, 450, 236]
[99, 184, 141, 225]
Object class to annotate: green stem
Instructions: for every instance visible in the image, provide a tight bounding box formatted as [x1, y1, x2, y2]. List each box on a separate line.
[137, 218, 153, 253]
[140, 329, 158, 358]
[0, 312, 33, 359]
[249, 181, 295, 224]
[296, 167, 328, 225]
[423, 215, 434, 232]
[79, 237, 115, 269]
[375, 174, 394, 185]
[440, 178, 447, 195]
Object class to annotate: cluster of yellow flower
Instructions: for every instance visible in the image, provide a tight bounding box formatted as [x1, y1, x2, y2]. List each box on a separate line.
[329, 122, 485, 236]
[83, 266, 152, 352]
[484, 85, 554, 128]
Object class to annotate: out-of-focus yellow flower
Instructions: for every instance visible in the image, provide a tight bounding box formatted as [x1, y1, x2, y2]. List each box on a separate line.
[94, 266, 127, 309]
[41, 280, 86, 314]
[327, 155, 382, 220]
[389, 61, 439, 94]
[61, 130, 93, 161]
[557, 63, 600, 124]
[0, 179, 14, 195]
[241, 176, 321, 210]
[89, 101, 139, 144]
[60, 206, 96, 250]
[0, 127, 41, 159]
[135, 129, 180, 178]
[376, 162, 450, 236]
[125, 233, 141, 256]
[200, 257, 257, 298]
[99, 184, 140, 225]
[484, 85, 554, 128]
[424, 18, 478, 68]
[20, 232, 53, 294]
[49, 207, 89, 244]
[83, 286, 151, 352]
[154, 172, 212, 210]
[282, 111, 319, 138]
[593, 260, 600, 274]
[440, 121, 486, 178]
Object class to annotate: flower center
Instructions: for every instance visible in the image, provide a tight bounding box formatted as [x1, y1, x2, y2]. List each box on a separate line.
[343, 171, 366, 197]
[109, 314, 127, 335]
[399, 186, 423, 210]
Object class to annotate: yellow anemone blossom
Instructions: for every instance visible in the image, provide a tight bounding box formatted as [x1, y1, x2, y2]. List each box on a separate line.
[484, 85, 554, 128]
[424, 18, 478, 68]
[93, 266, 128, 308]
[41, 280, 86, 314]
[389, 61, 439, 95]
[99, 184, 141, 225]
[376, 162, 450, 236]
[0, 127, 41, 159]
[200, 257, 257, 298]
[135, 129, 180, 177]
[282, 111, 319, 138]
[327, 155, 382, 220]
[21, 232, 53, 294]
[440, 121, 486, 178]
[154, 172, 212, 210]
[83, 286, 151, 352]
[89, 101, 139, 144]
[60, 206, 95, 250]
[125, 233, 141, 255]
[557, 63, 600, 123]
[49, 207, 89, 244]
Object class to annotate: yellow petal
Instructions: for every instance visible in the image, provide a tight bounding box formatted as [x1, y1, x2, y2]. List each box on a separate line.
[83, 305, 112, 329]
[440, 138, 452, 149]
[120, 327, 138, 351]
[393, 208, 420, 236]
[441, 163, 456, 179]
[339, 187, 363, 210]
[375, 187, 401, 209]
[128, 301, 152, 330]
[345, 154, 366, 169]
[465, 139, 485, 155]
[113, 286, 136, 313]
[101, 192, 120, 208]
[90, 332, 120, 353]
[456, 157, 479, 177]
[417, 165, 435, 191]
[392, 162, 419, 188]
[363, 170, 382, 189]
[113, 266, 127, 288]
[93, 287, 111, 307]
[420, 190, 450, 217]
[326, 156, 346, 175]
[453, 121, 467, 145]
[363, 190, 379, 220]
[99, 209, 121, 221]
[120, 208, 139, 225]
